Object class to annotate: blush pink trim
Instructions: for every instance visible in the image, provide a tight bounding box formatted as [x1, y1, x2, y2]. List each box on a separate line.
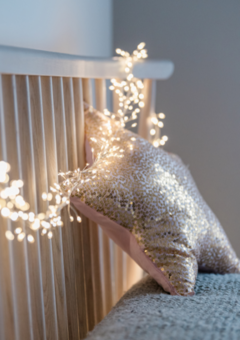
[70, 196, 179, 295]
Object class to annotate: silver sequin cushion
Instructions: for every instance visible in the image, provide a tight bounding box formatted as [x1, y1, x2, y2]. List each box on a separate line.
[71, 109, 240, 296]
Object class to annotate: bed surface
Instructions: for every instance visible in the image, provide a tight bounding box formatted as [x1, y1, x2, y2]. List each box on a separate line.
[87, 273, 240, 340]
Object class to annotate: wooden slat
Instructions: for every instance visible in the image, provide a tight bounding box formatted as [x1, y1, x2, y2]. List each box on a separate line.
[82, 78, 103, 325]
[52, 76, 80, 339]
[95, 79, 113, 315]
[63, 77, 88, 338]
[40, 76, 69, 340]
[126, 257, 143, 290]
[95, 79, 106, 112]
[27, 75, 59, 340]
[1, 74, 36, 340]
[15, 75, 48, 340]
[109, 239, 117, 305]
[13, 75, 34, 340]
[0, 75, 17, 340]
[72, 77, 89, 337]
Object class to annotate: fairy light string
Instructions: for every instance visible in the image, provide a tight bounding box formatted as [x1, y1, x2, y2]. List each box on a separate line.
[110, 42, 168, 147]
[0, 42, 168, 242]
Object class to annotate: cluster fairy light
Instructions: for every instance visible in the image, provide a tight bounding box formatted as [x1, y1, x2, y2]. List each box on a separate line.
[0, 43, 169, 242]
[0, 161, 81, 242]
[109, 42, 168, 148]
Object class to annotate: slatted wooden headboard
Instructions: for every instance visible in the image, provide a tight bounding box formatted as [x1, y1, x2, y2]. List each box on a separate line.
[0, 45, 174, 340]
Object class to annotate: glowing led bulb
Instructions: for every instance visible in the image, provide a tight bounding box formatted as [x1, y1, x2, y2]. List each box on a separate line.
[0, 161, 10, 173]
[5, 230, 14, 241]
[137, 42, 146, 50]
[48, 231, 53, 239]
[10, 212, 18, 221]
[158, 113, 165, 119]
[16, 180, 24, 188]
[42, 192, 48, 201]
[127, 74, 133, 81]
[15, 227, 22, 234]
[1, 207, 10, 217]
[47, 193, 53, 201]
[17, 232, 26, 242]
[150, 129, 156, 136]
[0, 173, 6, 183]
[151, 117, 158, 125]
[27, 235, 35, 243]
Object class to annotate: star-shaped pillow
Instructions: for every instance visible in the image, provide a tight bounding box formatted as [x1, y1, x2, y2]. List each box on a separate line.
[70, 109, 240, 295]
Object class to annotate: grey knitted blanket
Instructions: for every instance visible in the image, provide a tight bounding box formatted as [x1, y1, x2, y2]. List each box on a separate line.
[87, 274, 240, 340]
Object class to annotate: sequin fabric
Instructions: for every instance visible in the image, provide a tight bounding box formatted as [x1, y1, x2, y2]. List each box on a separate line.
[73, 109, 240, 295]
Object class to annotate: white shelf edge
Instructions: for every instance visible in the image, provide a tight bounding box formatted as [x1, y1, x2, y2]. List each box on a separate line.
[0, 45, 174, 80]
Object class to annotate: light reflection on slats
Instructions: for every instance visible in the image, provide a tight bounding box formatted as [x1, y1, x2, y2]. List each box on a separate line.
[26, 75, 48, 340]
[13, 75, 34, 340]
[0, 74, 18, 340]
[40, 76, 68, 340]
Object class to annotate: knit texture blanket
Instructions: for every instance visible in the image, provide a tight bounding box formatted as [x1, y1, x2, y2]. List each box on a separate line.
[86, 274, 240, 340]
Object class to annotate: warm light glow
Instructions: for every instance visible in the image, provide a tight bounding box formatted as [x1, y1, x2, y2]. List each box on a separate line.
[0, 43, 169, 243]
[5, 230, 14, 240]
[10, 212, 18, 221]
[137, 42, 146, 50]
[15, 227, 22, 234]
[27, 235, 35, 243]
[17, 232, 25, 242]
[1, 207, 10, 217]
[48, 231, 53, 239]
[158, 113, 165, 119]
[42, 193, 48, 201]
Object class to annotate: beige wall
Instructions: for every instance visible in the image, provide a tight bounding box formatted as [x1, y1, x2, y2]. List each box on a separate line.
[114, 1, 240, 256]
[0, 0, 112, 57]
